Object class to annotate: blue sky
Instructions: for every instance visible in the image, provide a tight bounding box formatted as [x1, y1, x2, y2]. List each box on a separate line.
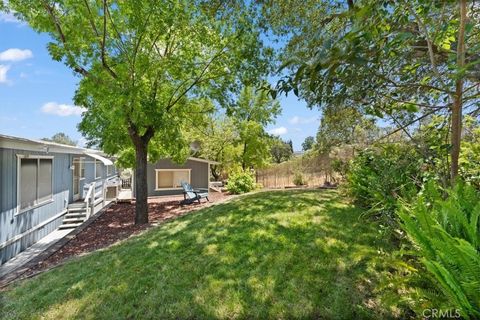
[0, 12, 320, 151]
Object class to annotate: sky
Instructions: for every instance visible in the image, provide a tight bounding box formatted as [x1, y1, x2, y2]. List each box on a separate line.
[0, 12, 320, 151]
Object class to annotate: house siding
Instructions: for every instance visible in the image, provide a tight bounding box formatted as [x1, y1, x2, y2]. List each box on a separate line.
[146, 159, 209, 197]
[0, 148, 117, 265]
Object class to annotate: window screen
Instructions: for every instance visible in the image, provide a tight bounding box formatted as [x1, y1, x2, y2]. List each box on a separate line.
[173, 171, 189, 188]
[38, 159, 53, 203]
[80, 158, 85, 178]
[19, 157, 53, 211]
[20, 159, 37, 210]
[95, 160, 102, 179]
[157, 171, 174, 188]
[156, 170, 190, 189]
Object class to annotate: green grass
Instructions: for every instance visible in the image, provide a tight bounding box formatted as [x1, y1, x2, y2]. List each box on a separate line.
[0, 190, 413, 319]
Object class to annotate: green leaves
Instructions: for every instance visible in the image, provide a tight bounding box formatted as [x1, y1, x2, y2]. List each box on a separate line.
[398, 182, 480, 318]
[6, 0, 271, 162]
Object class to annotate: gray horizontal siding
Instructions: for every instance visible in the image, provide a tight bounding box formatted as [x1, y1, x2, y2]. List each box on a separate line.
[147, 159, 209, 197]
[0, 148, 117, 265]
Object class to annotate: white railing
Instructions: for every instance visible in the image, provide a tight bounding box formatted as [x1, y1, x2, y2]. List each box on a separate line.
[84, 183, 95, 219]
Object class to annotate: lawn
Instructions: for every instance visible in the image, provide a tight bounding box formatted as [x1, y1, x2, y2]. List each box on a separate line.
[0, 190, 411, 319]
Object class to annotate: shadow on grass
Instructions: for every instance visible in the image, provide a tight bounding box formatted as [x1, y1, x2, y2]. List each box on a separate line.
[1, 190, 410, 319]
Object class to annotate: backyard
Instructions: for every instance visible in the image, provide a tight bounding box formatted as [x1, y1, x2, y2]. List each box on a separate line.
[0, 189, 413, 319]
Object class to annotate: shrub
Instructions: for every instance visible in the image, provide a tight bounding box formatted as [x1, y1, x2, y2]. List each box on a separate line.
[293, 172, 305, 186]
[226, 171, 256, 194]
[398, 182, 480, 319]
[346, 144, 422, 222]
[331, 158, 349, 180]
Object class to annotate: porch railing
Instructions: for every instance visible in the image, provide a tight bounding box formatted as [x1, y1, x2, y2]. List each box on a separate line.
[121, 177, 132, 189]
[84, 183, 95, 219]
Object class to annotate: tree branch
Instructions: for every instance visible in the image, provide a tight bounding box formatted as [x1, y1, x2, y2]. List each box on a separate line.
[377, 107, 443, 142]
[101, 0, 118, 79]
[41, 0, 90, 77]
[166, 45, 228, 111]
[406, 1, 450, 92]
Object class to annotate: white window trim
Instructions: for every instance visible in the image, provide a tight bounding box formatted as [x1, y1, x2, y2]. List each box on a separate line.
[106, 164, 113, 176]
[94, 159, 102, 180]
[73, 157, 85, 180]
[16, 154, 54, 215]
[155, 169, 191, 191]
[79, 157, 85, 180]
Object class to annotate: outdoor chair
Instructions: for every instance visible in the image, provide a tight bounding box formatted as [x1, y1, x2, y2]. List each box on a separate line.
[180, 182, 209, 204]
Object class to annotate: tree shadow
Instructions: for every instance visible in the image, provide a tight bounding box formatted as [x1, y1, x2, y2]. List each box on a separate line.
[1, 190, 409, 319]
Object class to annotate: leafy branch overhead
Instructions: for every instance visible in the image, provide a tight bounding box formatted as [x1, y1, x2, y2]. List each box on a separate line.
[6, 0, 271, 223]
[265, 0, 478, 181]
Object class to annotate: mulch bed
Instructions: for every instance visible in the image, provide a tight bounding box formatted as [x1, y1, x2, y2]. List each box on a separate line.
[23, 192, 231, 277]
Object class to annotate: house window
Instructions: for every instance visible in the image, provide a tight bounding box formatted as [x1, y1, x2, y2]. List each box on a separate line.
[107, 165, 113, 176]
[155, 169, 190, 190]
[95, 159, 102, 179]
[73, 158, 85, 179]
[18, 157, 53, 212]
[79, 158, 85, 178]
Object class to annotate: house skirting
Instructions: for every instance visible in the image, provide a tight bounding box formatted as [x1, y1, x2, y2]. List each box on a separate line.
[0, 210, 67, 265]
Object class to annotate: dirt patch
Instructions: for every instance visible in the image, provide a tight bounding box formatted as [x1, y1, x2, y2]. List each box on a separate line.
[24, 192, 231, 276]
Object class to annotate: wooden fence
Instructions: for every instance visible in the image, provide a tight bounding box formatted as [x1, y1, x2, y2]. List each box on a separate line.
[256, 147, 354, 189]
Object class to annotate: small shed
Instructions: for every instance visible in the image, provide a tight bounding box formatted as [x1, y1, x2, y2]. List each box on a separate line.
[138, 157, 219, 197]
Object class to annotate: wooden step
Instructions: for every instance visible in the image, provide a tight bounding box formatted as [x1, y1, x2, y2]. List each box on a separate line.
[58, 223, 83, 229]
[65, 213, 87, 219]
[62, 217, 85, 224]
[68, 202, 87, 209]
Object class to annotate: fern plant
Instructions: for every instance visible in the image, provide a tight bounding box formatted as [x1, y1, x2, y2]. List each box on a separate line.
[398, 182, 480, 319]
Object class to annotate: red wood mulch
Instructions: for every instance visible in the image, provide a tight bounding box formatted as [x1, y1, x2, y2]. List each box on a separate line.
[26, 192, 231, 275]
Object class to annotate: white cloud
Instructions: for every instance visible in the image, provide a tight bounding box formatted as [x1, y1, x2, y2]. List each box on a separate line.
[0, 12, 21, 24]
[41, 102, 86, 117]
[289, 116, 317, 125]
[268, 126, 288, 136]
[0, 48, 33, 62]
[0, 65, 10, 83]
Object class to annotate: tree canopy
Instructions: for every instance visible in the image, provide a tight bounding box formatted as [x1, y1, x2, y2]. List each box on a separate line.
[301, 136, 315, 151]
[6, 0, 271, 223]
[42, 132, 77, 146]
[270, 136, 293, 163]
[264, 0, 479, 183]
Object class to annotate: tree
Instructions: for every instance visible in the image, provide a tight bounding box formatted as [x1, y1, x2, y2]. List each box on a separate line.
[270, 136, 293, 163]
[229, 86, 281, 170]
[190, 116, 239, 181]
[316, 105, 377, 153]
[6, 1, 270, 224]
[265, 0, 479, 184]
[42, 132, 77, 146]
[301, 136, 315, 151]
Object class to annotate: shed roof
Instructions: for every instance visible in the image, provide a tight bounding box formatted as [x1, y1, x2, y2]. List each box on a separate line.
[188, 157, 220, 165]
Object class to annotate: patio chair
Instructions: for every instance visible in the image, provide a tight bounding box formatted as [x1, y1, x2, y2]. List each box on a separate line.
[180, 182, 209, 204]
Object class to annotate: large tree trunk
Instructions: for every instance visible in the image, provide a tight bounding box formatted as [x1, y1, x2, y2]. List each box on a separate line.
[129, 125, 154, 225]
[134, 140, 149, 224]
[242, 141, 247, 171]
[451, 0, 467, 183]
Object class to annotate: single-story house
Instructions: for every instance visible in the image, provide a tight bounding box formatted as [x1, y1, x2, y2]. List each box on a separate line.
[0, 134, 117, 265]
[133, 157, 219, 197]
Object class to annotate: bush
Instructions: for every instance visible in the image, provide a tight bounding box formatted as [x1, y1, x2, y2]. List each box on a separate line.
[226, 171, 256, 194]
[293, 172, 305, 186]
[346, 144, 423, 222]
[398, 182, 480, 318]
[331, 158, 349, 180]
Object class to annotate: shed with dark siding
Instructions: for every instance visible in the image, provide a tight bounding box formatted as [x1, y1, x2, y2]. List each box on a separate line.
[134, 157, 219, 197]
